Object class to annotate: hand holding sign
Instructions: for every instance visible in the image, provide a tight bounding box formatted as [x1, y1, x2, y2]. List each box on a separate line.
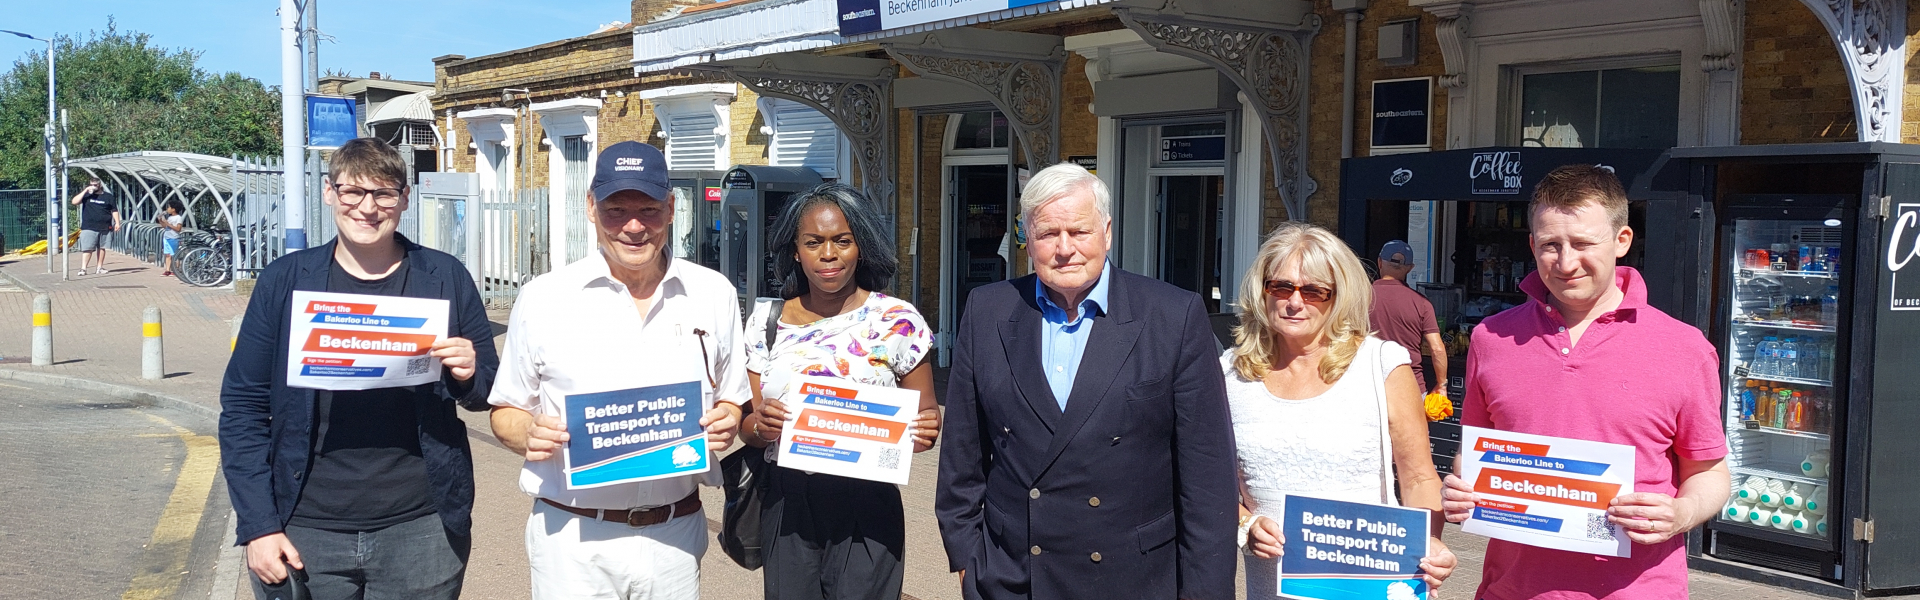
[1440, 473, 1479, 524]
[1456, 427, 1636, 557]
[430, 337, 477, 381]
[1606, 492, 1694, 545]
[701, 402, 741, 453]
[1248, 515, 1284, 560]
[523, 413, 569, 462]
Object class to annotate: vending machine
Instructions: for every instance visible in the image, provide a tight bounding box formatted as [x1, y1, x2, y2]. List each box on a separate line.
[1673, 143, 1920, 596]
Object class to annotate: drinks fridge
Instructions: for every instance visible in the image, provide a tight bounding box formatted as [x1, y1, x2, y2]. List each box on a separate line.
[1683, 146, 1920, 596]
[1710, 194, 1850, 573]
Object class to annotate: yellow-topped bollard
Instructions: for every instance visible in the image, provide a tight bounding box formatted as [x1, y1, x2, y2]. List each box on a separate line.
[143, 306, 164, 380]
[31, 294, 51, 366]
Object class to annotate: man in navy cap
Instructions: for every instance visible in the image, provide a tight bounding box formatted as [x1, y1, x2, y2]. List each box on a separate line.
[1370, 240, 1447, 392]
[488, 141, 749, 599]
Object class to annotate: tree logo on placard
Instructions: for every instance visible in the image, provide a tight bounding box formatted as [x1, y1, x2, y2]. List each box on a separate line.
[672, 442, 701, 467]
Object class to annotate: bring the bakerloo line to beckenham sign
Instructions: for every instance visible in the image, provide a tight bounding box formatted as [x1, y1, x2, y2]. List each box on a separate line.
[775, 375, 919, 485]
[1457, 426, 1637, 558]
[562, 380, 711, 490]
[286, 291, 450, 391]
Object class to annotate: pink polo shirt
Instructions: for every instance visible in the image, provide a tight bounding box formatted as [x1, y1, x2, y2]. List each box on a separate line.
[1463, 266, 1727, 600]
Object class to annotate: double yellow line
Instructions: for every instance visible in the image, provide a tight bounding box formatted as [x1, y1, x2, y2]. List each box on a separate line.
[121, 413, 220, 600]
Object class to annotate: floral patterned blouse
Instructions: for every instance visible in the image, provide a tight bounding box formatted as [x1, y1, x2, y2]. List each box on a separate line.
[745, 291, 932, 417]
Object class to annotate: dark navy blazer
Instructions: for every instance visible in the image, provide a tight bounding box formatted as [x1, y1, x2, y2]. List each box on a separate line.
[937, 268, 1238, 600]
[218, 235, 498, 545]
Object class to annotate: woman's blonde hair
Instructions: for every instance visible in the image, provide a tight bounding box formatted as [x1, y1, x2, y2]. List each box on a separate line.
[1230, 221, 1375, 383]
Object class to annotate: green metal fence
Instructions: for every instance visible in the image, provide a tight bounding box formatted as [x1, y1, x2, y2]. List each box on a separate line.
[0, 190, 48, 254]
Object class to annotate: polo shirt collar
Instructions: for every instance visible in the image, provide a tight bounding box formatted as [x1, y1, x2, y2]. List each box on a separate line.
[1035, 262, 1111, 322]
[1519, 265, 1649, 316]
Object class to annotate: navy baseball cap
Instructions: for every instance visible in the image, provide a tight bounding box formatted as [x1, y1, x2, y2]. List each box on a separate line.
[590, 141, 670, 202]
[1379, 240, 1414, 264]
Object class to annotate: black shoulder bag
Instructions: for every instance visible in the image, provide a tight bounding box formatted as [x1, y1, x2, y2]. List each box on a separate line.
[718, 299, 781, 570]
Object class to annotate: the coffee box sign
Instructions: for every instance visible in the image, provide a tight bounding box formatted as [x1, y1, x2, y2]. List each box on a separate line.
[1470, 151, 1523, 195]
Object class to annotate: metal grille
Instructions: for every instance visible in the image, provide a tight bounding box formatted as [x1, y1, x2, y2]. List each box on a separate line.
[402, 122, 438, 148]
[1794, 226, 1844, 246]
[562, 136, 592, 265]
[479, 188, 551, 303]
[0, 189, 47, 252]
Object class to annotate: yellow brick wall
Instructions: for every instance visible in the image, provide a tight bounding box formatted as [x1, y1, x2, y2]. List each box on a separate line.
[1740, 0, 1856, 144]
[1302, 1, 1450, 230]
[733, 86, 771, 168]
[1904, 2, 1920, 143]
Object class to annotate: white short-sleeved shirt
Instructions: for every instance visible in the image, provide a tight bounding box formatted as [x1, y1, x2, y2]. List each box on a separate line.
[489, 251, 750, 510]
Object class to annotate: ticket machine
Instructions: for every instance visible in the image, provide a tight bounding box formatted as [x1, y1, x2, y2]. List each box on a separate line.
[718, 165, 824, 304]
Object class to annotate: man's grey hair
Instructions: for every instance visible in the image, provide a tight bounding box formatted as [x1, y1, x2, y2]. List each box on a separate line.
[1019, 162, 1111, 228]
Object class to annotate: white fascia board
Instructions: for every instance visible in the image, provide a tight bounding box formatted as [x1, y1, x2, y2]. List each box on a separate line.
[455, 108, 518, 144]
[532, 98, 602, 142]
[632, 0, 842, 73]
[640, 83, 737, 101]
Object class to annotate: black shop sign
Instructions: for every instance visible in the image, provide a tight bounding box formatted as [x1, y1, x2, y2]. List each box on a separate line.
[1371, 78, 1432, 149]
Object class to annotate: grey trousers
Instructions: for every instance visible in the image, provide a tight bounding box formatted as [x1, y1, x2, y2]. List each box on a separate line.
[252, 512, 469, 600]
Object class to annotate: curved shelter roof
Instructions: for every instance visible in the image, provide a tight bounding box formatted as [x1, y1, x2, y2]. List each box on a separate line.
[68, 151, 256, 200]
[368, 90, 435, 124]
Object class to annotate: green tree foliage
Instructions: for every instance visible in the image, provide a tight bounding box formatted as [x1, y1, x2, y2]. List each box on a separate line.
[0, 19, 281, 190]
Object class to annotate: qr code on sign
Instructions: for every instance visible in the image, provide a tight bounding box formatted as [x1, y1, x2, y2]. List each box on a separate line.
[406, 355, 431, 376]
[1586, 513, 1618, 541]
[876, 448, 901, 471]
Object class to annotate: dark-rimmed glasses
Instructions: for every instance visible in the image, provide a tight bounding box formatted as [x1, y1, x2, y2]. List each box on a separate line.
[1263, 279, 1335, 303]
[329, 182, 406, 208]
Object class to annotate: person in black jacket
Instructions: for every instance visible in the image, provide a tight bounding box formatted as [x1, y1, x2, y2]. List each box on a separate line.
[219, 138, 498, 599]
[936, 162, 1237, 600]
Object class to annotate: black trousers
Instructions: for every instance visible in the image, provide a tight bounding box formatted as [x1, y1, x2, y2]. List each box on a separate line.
[760, 465, 906, 600]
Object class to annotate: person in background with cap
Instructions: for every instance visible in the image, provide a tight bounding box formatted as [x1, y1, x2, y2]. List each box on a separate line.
[1369, 240, 1450, 420]
[488, 140, 748, 600]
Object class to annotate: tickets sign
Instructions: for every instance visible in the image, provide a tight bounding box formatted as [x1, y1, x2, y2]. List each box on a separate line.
[286, 291, 449, 390]
[562, 380, 710, 489]
[774, 376, 918, 485]
[1278, 495, 1430, 600]
[1458, 426, 1637, 557]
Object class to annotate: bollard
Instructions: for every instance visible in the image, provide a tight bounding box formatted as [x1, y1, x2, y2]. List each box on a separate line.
[31, 294, 51, 366]
[230, 314, 244, 351]
[143, 307, 164, 380]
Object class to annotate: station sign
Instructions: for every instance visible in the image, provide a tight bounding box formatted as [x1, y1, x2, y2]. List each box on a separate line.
[837, 0, 1050, 36]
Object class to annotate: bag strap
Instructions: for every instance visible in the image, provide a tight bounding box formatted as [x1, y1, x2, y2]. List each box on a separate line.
[764, 299, 785, 352]
[1371, 339, 1401, 506]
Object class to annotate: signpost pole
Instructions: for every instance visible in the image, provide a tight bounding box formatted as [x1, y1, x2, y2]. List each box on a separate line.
[281, 0, 308, 252]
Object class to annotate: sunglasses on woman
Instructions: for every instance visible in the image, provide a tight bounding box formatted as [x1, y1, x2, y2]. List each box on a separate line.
[1263, 279, 1335, 303]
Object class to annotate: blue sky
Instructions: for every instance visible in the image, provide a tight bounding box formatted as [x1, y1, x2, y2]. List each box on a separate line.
[0, 0, 633, 84]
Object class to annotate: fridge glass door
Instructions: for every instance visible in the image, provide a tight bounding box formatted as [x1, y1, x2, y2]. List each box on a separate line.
[1718, 217, 1842, 541]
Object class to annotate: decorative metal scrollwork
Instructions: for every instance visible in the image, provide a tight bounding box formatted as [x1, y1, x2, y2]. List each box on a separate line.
[1799, 0, 1903, 142]
[887, 47, 1062, 169]
[731, 73, 895, 203]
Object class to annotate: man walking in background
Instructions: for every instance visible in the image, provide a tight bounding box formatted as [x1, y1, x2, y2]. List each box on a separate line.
[69, 177, 120, 276]
[1370, 240, 1446, 392]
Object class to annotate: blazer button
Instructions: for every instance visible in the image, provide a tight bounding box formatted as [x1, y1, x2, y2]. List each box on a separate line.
[1030, 488, 1041, 499]
[1088, 497, 1101, 507]
[1090, 552, 1102, 562]
[1030, 545, 1043, 555]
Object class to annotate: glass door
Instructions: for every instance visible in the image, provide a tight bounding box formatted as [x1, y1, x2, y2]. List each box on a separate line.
[1717, 210, 1847, 546]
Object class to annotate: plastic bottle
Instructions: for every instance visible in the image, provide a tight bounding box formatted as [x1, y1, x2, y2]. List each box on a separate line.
[1749, 507, 1774, 527]
[1759, 479, 1787, 508]
[1756, 384, 1774, 424]
[1769, 509, 1794, 530]
[1815, 517, 1829, 537]
[1724, 500, 1746, 521]
[1782, 483, 1807, 511]
[1802, 450, 1831, 479]
[1773, 393, 1790, 429]
[1821, 286, 1839, 328]
[1791, 512, 1816, 534]
[1779, 338, 1801, 379]
[1806, 486, 1828, 516]
[1740, 381, 1758, 422]
[1735, 476, 1766, 503]
[1756, 337, 1780, 376]
[1789, 392, 1807, 430]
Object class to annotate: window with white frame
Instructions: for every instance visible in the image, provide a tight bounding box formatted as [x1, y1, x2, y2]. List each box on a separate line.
[765, 99, 841, 178]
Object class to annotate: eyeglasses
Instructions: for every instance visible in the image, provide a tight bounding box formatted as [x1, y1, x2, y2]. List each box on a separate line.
[329, 182, 406, 208]
[1263, 279, 1335, 303]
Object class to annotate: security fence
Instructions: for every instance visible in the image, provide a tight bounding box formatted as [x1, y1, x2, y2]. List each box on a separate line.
[478, 188, 551, 304]
[0, 189, 47, 253]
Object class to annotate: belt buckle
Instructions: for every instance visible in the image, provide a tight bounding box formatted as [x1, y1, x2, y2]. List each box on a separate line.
[626, 508, 646, 528]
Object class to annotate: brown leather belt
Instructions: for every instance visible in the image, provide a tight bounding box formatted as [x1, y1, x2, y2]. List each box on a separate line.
[540, 492, 701, 528]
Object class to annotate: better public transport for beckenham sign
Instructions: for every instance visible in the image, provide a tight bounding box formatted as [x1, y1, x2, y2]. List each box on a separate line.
[1458, 426, 1637, 558]
[286, 291, 449, 390]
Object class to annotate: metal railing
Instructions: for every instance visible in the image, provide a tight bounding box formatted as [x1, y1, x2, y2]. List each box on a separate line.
[0, 189, 46, 253]
[479, 188, 550, 304]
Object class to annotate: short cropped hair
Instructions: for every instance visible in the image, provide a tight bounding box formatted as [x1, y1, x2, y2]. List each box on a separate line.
[1531, 164, 1627, 231]
[769, 183, 898, 299]
[328, 138, 409, 189]
[1019, 162, 1110, 228]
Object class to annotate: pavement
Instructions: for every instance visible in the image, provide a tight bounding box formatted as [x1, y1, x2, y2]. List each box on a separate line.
[0, 248, 1897, 600]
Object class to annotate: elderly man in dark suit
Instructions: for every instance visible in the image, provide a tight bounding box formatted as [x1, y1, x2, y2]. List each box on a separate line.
[936, 162, 1237, 600]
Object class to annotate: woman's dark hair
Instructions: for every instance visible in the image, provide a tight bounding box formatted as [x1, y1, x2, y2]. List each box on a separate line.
[768, 182, 897, 300]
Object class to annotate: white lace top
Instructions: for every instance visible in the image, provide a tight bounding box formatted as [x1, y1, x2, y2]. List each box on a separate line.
[1223, 337, 1409, 517]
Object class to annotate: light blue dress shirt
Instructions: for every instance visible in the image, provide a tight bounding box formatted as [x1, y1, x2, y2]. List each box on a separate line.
[1035, 264, 1111, 410]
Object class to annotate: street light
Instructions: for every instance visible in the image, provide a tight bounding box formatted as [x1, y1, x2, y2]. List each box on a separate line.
[0, 29, 57, 273]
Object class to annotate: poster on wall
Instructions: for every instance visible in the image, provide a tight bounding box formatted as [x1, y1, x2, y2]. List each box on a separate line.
[1371, 78, 1431, 149]
[836, 0, 1050, 36]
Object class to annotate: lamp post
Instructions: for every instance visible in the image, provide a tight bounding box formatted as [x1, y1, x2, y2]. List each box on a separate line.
[0, 30, 55, 273]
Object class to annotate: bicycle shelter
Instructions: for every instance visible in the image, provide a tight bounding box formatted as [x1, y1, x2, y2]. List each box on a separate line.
[64, 150, 288, 282]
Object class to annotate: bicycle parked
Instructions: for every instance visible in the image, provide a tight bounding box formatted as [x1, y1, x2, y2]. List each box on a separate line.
[174, 229, 233, 287]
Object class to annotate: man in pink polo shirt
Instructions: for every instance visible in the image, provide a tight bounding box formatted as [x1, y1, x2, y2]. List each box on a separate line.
[1440, 165, 1730, 599]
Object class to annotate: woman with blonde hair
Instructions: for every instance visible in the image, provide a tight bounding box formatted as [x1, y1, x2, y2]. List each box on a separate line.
[1225, 221, 1456, 598]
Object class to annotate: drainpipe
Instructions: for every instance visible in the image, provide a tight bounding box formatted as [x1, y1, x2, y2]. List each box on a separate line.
[1334, 0, 1368, 159]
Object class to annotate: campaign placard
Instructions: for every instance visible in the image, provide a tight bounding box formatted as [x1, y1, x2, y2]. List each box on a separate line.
[562, 381, 710, 489]
[1458, 426, 1637, 557]
[1278, 495, 1431, 600]
[774, 376, 918, 485]
[286, 291, 449, 390]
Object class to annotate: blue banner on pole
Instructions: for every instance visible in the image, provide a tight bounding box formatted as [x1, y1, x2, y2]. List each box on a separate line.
[306, 95, 357, 148]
